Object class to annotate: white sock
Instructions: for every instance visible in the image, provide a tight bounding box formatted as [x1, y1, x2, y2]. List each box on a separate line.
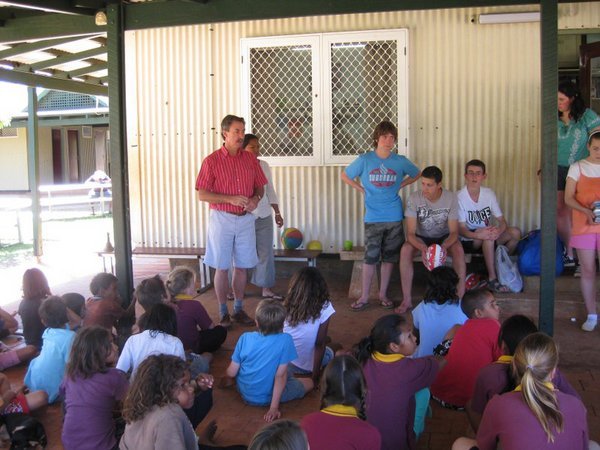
[586, 314, 598, 322]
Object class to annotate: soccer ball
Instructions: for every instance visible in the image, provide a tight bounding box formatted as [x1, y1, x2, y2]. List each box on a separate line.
[281, 227, 303, 250]
[422, 244, 447, 271]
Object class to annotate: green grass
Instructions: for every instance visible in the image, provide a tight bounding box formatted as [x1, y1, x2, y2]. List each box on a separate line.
[0, 243, 33, 268]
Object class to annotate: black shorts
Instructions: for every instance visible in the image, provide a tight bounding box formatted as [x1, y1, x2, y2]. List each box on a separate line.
[416, 234, 448, 247]
[557, 165, 569, 191]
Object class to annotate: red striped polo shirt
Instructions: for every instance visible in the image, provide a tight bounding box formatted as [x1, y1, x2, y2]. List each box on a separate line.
[195, 145, 267, 213]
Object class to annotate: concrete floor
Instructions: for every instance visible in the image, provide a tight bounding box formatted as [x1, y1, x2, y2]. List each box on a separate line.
[2, 246, 599, 449]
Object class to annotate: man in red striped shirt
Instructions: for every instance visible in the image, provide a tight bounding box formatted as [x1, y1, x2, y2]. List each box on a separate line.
[196, 115, 267, 327]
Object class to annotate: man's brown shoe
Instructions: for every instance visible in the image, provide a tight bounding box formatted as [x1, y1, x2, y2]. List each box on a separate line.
[231, 310, 254, 326]
[219, 313, 232, 328]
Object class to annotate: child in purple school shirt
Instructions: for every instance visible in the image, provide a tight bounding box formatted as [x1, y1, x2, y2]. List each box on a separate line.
[60, 326, 128, 450]
[454, 333, 589, 450]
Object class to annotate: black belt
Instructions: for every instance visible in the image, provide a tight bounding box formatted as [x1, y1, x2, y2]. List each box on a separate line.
[224, 210, 247, 216]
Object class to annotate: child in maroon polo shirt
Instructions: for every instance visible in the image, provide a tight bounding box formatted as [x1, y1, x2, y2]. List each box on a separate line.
[454, 333, 589, 450]
[430, 288, 502, 409]
[467, 314, 580, 433]
[356, 314, 442, 450]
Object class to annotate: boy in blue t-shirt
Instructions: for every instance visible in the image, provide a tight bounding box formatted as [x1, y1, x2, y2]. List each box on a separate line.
[225, 299, 313, 422]
[341, 120, 420, 311]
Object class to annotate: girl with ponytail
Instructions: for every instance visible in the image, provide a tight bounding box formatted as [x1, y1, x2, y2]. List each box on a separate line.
[300, 355, 381, 450]
[355, 314, 441, 450]
[453, 332, 589, 450]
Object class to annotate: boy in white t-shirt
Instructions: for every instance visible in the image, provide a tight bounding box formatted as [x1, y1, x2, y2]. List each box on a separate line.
[457, 160, 521, 293]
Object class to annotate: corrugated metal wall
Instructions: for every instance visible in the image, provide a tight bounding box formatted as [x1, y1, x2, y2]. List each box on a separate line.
[125, 3, 598, 251]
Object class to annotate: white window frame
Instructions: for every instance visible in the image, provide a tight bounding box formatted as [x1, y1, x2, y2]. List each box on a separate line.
[241, 29, 408, 166]
[241, 35, 322, 166]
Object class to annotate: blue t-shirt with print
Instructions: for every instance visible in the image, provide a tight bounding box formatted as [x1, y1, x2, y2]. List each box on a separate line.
[345, 151, 419, 223]
[232, 331, 297, 406]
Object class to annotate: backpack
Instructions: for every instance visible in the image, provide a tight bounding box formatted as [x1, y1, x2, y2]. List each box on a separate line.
[0, 413, 47, 450]
[495, 245, 523, 293]
[517, 230, 564, 276]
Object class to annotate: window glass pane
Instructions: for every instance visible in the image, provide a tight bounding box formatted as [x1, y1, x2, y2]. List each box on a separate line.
[249, 45, 314, 157]
[330, 40, 398, 155]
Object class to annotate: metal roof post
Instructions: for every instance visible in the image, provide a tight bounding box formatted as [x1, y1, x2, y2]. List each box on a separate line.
[107, 2, 133, 304]
[27, 86, 42, 257]
[539, 0, 558, 335]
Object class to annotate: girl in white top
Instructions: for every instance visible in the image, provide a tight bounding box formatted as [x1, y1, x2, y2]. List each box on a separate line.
[565, 130, 600, 331]
[116, 303, 185, 379]
[283, 267, 336, 385]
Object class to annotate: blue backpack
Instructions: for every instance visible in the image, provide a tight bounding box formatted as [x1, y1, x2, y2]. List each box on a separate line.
[517, 230, 564, 276]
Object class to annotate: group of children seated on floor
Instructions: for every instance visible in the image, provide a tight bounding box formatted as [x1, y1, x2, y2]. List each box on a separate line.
[0, 264, 592, 449]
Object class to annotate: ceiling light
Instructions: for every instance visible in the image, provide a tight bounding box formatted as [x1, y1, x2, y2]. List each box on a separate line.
[95, 11, 107, 26]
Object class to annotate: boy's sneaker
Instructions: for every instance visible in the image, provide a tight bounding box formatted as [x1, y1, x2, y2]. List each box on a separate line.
[563, 254, 576, 267]
[574, 265, 581, 278]
[581, 317, 597, 332]
[219, 313, 232, 328]
[232, 310, 254, 326]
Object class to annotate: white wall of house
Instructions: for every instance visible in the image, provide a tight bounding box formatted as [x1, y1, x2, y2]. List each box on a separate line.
[125, 3, 600, 251]
[0, 127, 52, 190]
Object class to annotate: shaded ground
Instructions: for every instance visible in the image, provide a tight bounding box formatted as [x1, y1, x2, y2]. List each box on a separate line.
[0, 219, 598, 449]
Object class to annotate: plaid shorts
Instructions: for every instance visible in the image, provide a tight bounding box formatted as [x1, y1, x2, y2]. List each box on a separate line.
[364, 222, 404, 264]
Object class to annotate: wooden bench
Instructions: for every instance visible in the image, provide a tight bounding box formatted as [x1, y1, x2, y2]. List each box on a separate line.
[99, 247, 321, 292]
[339, 246, 475, 299]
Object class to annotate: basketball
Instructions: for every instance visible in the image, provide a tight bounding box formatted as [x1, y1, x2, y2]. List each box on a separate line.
[306, 240, 323, 251]
[423, 244, 447, 271]
[281, 227, 303, 249]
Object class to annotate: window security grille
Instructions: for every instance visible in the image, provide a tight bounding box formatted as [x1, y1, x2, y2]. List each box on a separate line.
[0, 127, 17, 137]
[329, 41, 398, 156]
[242, 29, 408, 166]
[249, 45, 314, 158]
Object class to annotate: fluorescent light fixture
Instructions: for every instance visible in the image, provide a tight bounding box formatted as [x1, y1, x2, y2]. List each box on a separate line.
[478, 12, 540, 24]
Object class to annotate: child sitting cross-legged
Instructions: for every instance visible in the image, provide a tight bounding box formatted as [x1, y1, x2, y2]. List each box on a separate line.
[83, 273, 125, 332]
[24, 296, 76, 403]
[466, 314, 579, 433]
[411, 266, 467, 358]
[120, 354, 244, 450]
[355, 314, 442, 450]
[166, 266, 227, 356]
[0, 372, 47, 416]
[61, 326, 129, 450]
[301, 355, 381, 450]
[283, 267, 337, 385]
[430, 288, 502, 410]
[225, 299, 313, 422]
[453, 333, 590, 450]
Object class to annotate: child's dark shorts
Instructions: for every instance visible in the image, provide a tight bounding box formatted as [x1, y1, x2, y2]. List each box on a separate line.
[364, 222, 404, 264]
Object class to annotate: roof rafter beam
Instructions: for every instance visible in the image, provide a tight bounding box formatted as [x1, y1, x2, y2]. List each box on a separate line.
[0, 13, 105, 44]
[0, 1, 96, 16]
[0, 67, 107, 95]
[29, 45, 105, 70]
[0, 35, 89, 59]
[66, 61, 106, 77]
[123, 0, 542, 30]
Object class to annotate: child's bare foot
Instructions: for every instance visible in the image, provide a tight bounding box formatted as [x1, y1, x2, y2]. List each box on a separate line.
[394, 302, 412, 314]
[379, 298, 394, 309]
[198, 419, 217, 444]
